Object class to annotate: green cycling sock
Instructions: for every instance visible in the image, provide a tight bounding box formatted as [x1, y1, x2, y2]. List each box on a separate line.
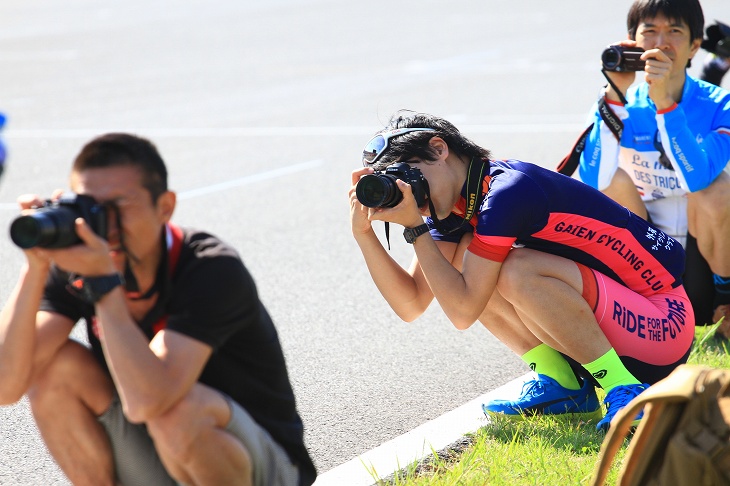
[583, 348, 641, 393]
[521, 343, 580, 390]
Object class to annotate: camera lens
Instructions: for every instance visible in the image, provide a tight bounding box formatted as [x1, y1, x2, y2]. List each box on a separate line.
[356, 174, 403, 208]
[601, 46, 622, 70]
[9, 207, 80, 249]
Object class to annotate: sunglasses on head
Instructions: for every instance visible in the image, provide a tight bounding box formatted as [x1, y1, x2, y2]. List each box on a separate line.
[362, 127, 436, 167]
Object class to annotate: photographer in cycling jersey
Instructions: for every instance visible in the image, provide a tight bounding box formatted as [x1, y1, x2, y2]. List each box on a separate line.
[574, 0, 730, 336]
[350, 111, 694, 432]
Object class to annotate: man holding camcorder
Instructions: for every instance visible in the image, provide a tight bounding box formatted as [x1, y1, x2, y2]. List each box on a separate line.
[0, 133, 316, 486]
[570, 0, 730, 336]
[349, 111, 694, 432]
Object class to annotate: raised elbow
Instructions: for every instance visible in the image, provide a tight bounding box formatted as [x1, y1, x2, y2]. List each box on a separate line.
[121, 397, 162, 424]
[0, 386, 25, 406]
[450, 317, 475, 331]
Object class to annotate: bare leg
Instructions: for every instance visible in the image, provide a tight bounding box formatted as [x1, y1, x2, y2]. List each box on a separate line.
[146, 383, 253, 486]
[602, 168, 647, 219]
[497, 248, 611, 364]
[28, 340, 116, 486]
[478, 287, 542, 355]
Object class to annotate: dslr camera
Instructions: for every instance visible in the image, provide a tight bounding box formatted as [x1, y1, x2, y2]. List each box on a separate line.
[356, 162, 429, 209]
[601, 45, 646, 72]
[10, 193, 108, 249]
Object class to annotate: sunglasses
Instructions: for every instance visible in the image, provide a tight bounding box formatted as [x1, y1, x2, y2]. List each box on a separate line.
[362, 127, 436, 167]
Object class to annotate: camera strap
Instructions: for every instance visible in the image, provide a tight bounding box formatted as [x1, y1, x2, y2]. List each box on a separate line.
[382, 157, 489, 250]
[556, 88, 623, 177]
[105, 202, 158, 301]
[428, 156, 489, 235]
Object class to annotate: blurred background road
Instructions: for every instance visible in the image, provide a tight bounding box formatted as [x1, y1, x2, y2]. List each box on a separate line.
[0, 1, 727, 484]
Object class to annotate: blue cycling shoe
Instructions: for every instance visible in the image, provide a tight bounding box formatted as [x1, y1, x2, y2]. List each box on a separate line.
[482, 374, 602, 421]
[596, 383, 649, 432]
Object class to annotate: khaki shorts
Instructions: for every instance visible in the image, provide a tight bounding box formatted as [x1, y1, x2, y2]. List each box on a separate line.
[98, 393, 299, 486]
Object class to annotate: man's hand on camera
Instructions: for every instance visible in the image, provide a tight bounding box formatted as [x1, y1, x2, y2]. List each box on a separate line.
[367, 179, 423, 230]
[16, 193, 55, 271]
[44, 218, 117, 278]
[350, 167, 375, 236]
[642, 48, 674, 111]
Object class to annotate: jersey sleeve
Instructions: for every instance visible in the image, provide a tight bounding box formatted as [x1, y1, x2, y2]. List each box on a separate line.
[467, 169, 547, 262]
[427, 213, 472, 243]
[578, 92, 628, 191]
[656, 96, 730, 192]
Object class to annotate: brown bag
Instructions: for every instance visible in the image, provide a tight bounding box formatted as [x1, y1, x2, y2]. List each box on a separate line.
[591, 364, 730, 486]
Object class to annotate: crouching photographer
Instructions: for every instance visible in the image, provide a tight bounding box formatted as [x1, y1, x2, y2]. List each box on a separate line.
[0, 133, 316, 486]
[349, 111, 694, 432]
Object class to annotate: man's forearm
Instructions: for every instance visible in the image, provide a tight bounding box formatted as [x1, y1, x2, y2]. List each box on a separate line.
[0, 265, 48, 402]
[94, 288, 177, 421]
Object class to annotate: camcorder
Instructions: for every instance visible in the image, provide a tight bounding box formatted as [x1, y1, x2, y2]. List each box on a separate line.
[602, 45, 646, 72]
[10, 193, 108, 249]
[356, 162, 429, 209]
[702, 20, 730, 58]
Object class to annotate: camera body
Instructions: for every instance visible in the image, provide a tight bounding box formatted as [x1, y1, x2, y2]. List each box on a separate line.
[356, 162, 429, 209]
[602, 45, 646, 72]
[10, 193, 108, 249]
[702, 20, 730, 58]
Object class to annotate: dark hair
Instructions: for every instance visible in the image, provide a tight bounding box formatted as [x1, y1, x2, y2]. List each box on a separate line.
[627, 0, 704, 43]
[72, 133, 168, 201]
[369, 110, 491, 171]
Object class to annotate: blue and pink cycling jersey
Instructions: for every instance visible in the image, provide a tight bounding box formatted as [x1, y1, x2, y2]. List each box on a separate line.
[428, 159, 685, 296]
[576, 76, 730, 244]
[426, 159, 693, 379]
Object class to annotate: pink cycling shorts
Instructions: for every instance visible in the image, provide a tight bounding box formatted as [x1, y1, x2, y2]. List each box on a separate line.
[577, 263, 695, 366]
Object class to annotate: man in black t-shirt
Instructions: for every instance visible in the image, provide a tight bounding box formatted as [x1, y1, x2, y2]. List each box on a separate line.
[0, 133, 315, 486]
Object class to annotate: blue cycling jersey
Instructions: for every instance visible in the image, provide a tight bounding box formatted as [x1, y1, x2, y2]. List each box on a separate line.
[577, 76, 730, 241]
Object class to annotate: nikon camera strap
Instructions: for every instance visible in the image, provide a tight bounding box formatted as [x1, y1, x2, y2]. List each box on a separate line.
[428, 156, 489, 235]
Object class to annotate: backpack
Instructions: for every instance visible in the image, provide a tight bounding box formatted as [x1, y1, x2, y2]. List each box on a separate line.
[591, 364, 730, 486]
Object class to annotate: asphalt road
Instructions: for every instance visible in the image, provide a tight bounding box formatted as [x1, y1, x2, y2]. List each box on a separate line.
[0, 1, 728, 484]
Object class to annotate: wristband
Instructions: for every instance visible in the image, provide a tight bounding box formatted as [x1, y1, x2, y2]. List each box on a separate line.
[403, 224, 430, 244]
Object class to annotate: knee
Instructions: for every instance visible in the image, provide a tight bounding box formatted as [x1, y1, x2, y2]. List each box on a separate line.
[145, 388, 211, 461]
[497, 250, 536, 299]
[692, 173, 730, 219]
[27, 340, 96, 407]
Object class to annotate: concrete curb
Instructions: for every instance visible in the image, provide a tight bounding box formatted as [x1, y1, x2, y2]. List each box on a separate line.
[312, 373, 531, 486]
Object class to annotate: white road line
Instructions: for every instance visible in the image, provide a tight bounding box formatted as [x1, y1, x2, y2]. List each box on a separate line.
[0, 160, 324, 208]
[176, 159, 323, 200]
[312, 373, 531, 486]
[3, 123, 585, 139]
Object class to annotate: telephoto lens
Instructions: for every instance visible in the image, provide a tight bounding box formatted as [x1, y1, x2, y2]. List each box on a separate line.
[10, 206, 83, 249]
[356, 173, 403, 208]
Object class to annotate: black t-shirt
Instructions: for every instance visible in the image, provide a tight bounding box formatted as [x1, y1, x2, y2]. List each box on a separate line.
[39, 224, 316, 485]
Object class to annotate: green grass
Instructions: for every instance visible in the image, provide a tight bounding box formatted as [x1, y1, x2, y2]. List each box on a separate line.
[370, 323, 730, 486]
